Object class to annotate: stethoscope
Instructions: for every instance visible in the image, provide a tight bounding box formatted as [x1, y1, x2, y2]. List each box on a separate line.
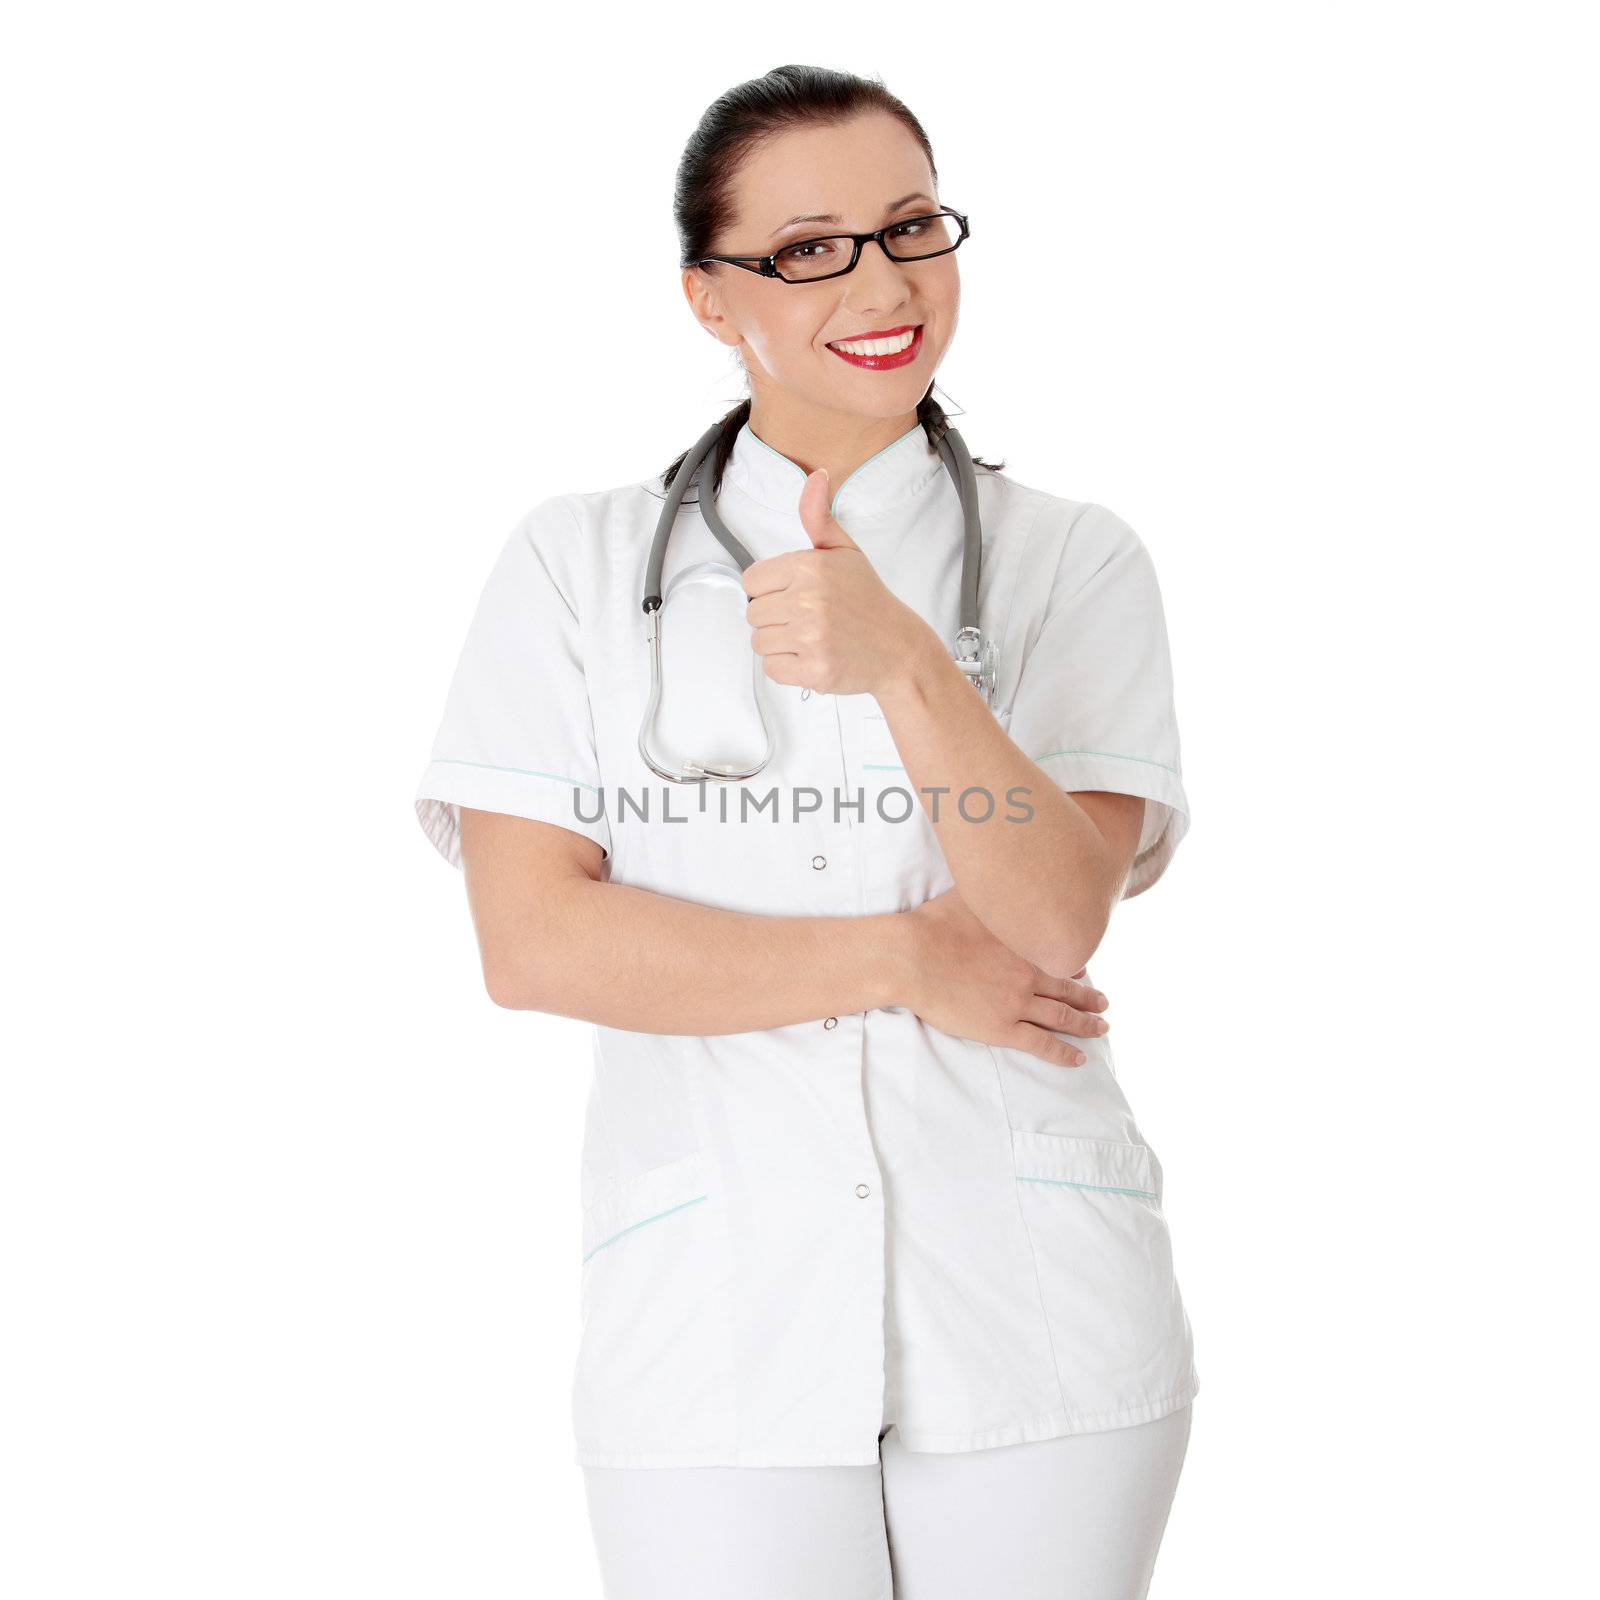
[639, 419, 998, 784]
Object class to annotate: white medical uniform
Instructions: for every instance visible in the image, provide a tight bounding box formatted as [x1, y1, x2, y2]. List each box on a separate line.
[414, 420, 1198, 1470]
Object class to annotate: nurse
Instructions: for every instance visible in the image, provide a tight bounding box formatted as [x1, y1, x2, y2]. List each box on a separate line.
[415, 65, 1198, 1600]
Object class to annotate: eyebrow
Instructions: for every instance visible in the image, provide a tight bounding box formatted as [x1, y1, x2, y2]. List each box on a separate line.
[767, 192, 936, 243]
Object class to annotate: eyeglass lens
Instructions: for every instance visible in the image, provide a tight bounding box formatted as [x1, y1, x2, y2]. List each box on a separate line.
[773, 213, 961, 282]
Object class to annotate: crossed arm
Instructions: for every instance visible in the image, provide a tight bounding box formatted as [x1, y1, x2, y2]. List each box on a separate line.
[455, 782, 1142, 1067]
[871, 628, 1140, 976]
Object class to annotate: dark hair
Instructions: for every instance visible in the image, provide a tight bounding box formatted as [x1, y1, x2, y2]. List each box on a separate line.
[660, 64, 1005, 497]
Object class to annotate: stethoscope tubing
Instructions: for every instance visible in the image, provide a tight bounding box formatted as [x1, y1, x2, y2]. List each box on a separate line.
[644, 421, 983, 639]
[637, 421, 995, 783]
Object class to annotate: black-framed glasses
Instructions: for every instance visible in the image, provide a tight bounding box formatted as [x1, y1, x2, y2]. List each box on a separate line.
[685, 206, 970, 283]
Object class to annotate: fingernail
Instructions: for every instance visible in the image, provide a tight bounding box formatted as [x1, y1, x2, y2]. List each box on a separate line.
[1092, 991, 1108, 1006]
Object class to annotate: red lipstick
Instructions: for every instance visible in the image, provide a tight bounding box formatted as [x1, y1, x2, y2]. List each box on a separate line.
[825, 323, 924, 370]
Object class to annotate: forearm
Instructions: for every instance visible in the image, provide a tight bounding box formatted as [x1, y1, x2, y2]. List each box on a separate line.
[876, 627, 1113, 976]
[505, 876, 914, 1033]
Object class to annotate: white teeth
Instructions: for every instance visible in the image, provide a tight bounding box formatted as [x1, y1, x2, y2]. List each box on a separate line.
[830, 327, 918, 356]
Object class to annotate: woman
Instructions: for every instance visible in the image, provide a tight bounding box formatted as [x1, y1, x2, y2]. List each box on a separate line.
[414, 65, 1198, 1600]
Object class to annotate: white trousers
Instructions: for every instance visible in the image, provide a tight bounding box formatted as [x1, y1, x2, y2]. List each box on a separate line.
[580, 1402, 1193, 1600]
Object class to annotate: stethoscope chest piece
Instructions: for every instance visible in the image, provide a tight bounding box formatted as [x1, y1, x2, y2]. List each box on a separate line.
[955, 626, 1000, 706]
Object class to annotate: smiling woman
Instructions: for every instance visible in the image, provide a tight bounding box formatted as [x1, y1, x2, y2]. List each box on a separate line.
[662, 84, 998, 503]
[413, 61, 1197, 1600]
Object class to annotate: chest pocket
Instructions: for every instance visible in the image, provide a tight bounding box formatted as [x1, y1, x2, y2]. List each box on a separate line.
[861, 689, 1013, 772]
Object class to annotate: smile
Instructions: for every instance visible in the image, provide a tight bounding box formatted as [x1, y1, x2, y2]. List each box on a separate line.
[826, 324, 924, 369]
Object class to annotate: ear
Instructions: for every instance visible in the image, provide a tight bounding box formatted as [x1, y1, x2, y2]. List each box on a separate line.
[681, 266, 737, 347]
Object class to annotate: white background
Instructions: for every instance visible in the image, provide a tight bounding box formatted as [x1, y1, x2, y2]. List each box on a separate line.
[5, 3, 1595, 1594]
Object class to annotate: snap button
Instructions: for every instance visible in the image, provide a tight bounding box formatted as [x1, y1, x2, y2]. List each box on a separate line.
[812, 855, 827, 870]
[800, 687, 811, 700]
[823, 1016, 837, 1029]
[855, 1183, 871, 1198]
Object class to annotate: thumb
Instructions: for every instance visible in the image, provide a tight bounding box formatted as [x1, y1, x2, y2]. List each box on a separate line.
[799, 467, 859, 551]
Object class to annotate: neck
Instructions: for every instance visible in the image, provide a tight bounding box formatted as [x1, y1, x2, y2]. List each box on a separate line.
[745, 403, 921, 493]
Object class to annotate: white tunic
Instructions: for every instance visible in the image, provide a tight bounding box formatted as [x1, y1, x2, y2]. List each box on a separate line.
[414, 420, 1199, 1468]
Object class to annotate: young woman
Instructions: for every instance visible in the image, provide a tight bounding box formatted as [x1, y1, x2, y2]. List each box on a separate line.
[415, 65, 1198, 1600]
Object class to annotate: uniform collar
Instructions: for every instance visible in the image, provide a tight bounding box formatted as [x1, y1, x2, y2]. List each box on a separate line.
[723, 419, 946, 521]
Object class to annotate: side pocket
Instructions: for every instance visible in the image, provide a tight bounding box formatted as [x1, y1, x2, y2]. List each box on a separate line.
[1009, 1128, 1195, 1419]
[580, 1148, 708, 1266]
[1010, 1127, 1164, 1208]
[573, 1147, 729, 1457]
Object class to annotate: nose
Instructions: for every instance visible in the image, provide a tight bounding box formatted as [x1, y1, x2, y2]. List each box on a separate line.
[843, 236, 917, 306]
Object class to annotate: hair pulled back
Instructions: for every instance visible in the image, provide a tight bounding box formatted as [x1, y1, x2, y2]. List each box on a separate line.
[662, 64, 1003, 498]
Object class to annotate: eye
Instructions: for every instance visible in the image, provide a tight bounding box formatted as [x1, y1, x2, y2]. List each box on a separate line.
[776, 236, 841, 265]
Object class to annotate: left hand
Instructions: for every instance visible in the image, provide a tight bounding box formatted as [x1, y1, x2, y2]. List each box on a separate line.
[743, 467, 937, 696]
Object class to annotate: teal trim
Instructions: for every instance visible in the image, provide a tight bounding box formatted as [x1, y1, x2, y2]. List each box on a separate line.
[1016, 1175, 1157, 1199]
[746, 422, 924, 519]
[581, 1195, 707, 1262]
[868, 750, 1176, 781]
[432, 756, 602, 796]
[1032, 748, 1182, 777]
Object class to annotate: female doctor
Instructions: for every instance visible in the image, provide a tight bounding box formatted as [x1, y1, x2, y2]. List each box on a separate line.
[415, 65, 1198, 1600]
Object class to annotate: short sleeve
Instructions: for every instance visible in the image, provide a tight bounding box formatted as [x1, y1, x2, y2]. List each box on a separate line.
[413, 496, 611, 869]
[1004, 502, 1190, 899]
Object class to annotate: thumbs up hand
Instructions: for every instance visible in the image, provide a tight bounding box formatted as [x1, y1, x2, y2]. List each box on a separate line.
[742, 467, 940, 698]
[795, 463, 861, 556]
